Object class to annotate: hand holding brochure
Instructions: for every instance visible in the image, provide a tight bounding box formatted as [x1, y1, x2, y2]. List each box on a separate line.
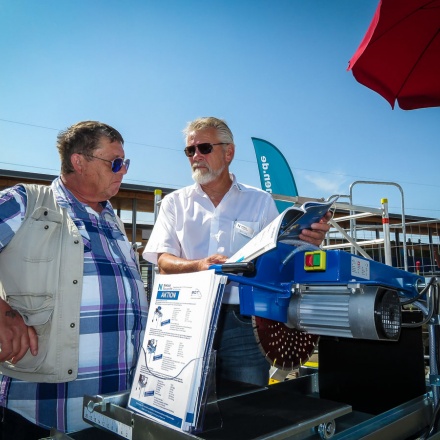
[227, 197, 337, 263]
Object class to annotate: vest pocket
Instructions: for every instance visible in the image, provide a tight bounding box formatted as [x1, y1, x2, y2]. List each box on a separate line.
[22, 207, 62, 262]
[1, 320, 53, 374]
[4, 290, 55, 373]
[7, 294, 53, 326]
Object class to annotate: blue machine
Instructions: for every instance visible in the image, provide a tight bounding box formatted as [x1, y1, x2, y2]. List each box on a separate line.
[212, 244, 424, 342]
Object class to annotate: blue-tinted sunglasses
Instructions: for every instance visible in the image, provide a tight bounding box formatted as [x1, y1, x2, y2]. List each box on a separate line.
[87, 155, 130, 173]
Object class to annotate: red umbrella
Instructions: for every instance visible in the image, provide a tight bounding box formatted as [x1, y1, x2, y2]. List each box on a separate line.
[347, 0, 440, 110]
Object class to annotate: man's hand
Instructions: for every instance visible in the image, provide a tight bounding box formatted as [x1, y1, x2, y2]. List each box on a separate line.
[299, 211, 332, 247]
[0, 298, 38, 363]
[158, 252, 229, 274]
[196, 254, 229, 271]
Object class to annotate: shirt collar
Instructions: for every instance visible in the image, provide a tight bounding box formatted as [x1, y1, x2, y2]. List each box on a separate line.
[52, 176, 111, 213]
[229, 173, 242, 190]
[52, 177, 75, 210]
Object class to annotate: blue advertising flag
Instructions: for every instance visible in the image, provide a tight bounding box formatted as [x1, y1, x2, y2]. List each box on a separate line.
[252, 137, 299, 213]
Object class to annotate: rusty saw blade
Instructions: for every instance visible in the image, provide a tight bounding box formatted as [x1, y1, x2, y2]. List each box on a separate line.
[253, 316, 319, 371]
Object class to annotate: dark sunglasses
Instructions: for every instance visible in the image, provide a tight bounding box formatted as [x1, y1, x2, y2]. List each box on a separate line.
[183, 142, 228, 157]
[87, 155, 130, 173]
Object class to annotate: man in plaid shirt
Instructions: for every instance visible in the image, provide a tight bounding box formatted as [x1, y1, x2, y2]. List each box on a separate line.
[0, 121, 148, 438]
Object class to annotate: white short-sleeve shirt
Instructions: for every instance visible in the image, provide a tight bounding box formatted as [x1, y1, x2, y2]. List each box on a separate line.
[143, 174, 279, 303]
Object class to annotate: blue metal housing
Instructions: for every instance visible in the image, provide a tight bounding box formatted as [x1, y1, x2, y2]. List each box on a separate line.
[213, 244, 424, 324]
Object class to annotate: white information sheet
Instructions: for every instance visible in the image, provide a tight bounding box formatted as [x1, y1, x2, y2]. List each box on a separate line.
[128, 270, 227, 433]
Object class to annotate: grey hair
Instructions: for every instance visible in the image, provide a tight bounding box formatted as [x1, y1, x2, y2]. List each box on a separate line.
[183, 117, 234, 144]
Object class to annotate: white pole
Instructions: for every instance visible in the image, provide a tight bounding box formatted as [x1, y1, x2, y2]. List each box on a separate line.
[381, 198, 392, 266]
[154, 189, 162, 221]
[151, 189, 163, 285]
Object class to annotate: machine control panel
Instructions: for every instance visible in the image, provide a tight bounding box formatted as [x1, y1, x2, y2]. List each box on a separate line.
[304, 250, 327, 271]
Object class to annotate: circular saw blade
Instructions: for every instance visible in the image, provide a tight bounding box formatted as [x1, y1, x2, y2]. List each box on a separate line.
[253, 316, 319, 371]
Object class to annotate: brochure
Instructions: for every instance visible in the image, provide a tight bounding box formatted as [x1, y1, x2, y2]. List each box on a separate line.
[227, 196, 337, 263]
[128, 270, 227, 433]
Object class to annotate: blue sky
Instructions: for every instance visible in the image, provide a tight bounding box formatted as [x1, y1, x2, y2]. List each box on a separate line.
[1, 0, 439, 219]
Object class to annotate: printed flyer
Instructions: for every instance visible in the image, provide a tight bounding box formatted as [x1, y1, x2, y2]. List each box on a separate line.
[128, 270, 227, 433]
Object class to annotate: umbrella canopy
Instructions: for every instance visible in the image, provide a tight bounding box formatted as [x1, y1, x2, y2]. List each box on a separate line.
[347, 0, 440, 110]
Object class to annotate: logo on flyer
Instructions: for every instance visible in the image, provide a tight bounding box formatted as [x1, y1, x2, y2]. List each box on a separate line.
[157, 290, 179, 300]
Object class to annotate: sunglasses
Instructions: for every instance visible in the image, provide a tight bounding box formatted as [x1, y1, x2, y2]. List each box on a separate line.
[183, 142, 228, 157]
[87, 155, 130, 173]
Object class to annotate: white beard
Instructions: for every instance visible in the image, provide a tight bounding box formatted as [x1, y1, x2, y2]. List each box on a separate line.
[192, 163, 225, 185]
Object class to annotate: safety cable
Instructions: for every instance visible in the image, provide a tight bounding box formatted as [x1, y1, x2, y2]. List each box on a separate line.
[402, 288, 435, 328]
[400, 277, 437, 306]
